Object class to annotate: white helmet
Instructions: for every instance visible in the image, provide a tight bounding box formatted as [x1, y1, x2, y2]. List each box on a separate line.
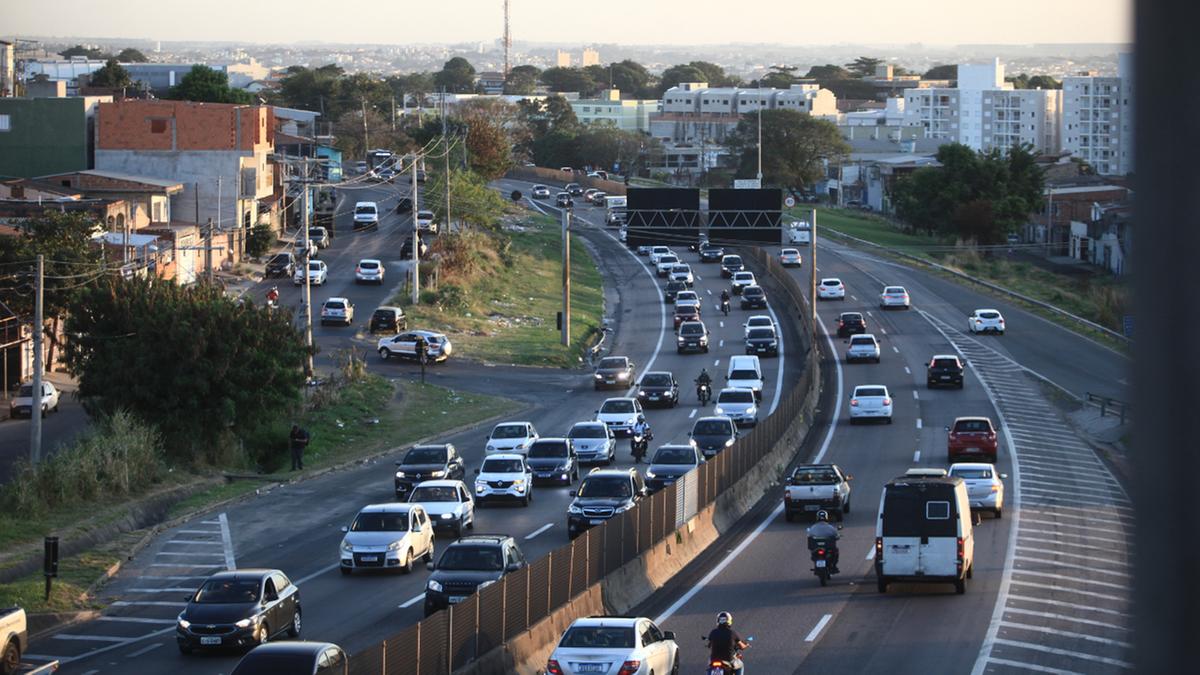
[716, 611, 733, 626]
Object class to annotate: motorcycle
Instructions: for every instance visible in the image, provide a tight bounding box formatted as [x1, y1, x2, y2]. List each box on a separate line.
[630, 430, 650, 463]
[721, 298, 731, 316]
[809, 537, 838, 587]
[697, 383, 712, 405]
[702, 636, 751, 675]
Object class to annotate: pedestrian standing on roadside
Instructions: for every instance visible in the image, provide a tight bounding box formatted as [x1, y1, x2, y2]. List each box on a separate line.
[289, 424, 310, 471]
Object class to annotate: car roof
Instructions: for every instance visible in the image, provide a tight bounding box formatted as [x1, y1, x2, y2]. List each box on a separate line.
[821, 277, 842, 283]
[354, 201, 376, 207]
[840, 312, 862, 318]
[585, 467, 638, 478]
[718, 387, 755, 395]
[695, 415, 734, 424]
[948, 462, 995, 471]
[953, 416, 993, 423]
[449, 534, 512, 546]
[238, 641, 340, 657]
[932, 354, 960, 361]
[482, 452, 526, 461]
[974, 308, 1001, 313]
[358, 503, 416, 514]
[642, 371, 673, 377]
[324, 296, 350, 303]
[853, 384, 888, 393]
[571, 421, 607, 428]
[358, 258, 382, 263]
[411, 329, 446, 338]
[656, 444, 693, 450]
[850, 333, 877, 340]
[729, 355, 760, 365]
[374, 306, 404, 313]
[412, 479, 467, 489]
[531, 436, 570, 443]
[570, 616, 643, 628]
[905, 468, 948, 477]
[204, 569, 279, 581]
[602, 397, 637, 404]
[747, 314, 772, 321]
[493, 421, 531, 429]
[410, 443, 450, 451]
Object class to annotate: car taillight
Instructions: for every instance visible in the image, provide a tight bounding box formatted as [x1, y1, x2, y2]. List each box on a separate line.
[957, 536, 964, 561]
[850, 398, 859, 406]
[882, 398, 891, 406]
[546, 660, 564, 675]
[875, 536, 883, 562]
[711, 661, 725, 668]
[838, 320, 845, 326]
[617, 660, 641, 675]
[816, 548, 825, 556]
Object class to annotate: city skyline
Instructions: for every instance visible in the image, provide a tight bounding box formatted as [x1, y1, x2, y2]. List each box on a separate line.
[9, 0, 1132, 48]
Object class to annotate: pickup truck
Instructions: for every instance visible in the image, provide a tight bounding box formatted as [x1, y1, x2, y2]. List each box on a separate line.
[1, 606, 26, 675]
[783, 464, 852, 522]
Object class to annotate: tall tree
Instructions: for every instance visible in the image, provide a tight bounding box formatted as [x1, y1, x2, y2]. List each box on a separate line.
[458, 101, 514, 180]
[0, 211, 105, 322]
[539, 67, 596, 94]
[425, 170, 509, 232]
[726, 109, 850, 188]
[659, 64, 707, 92]
[278, 64, 344, 115]
[59, 44, 108, 59]
[759, 66, 799, 89]
[434, 57, 476, 94]
[503, 65, 541, 95]
[89, 58, 132, 89]
[922, 64, 957, 80]
[846, 56, 884, 77]
[804, 64, 852, 80]
[116, 48, 149, 63]
[167, 65, 253, 104]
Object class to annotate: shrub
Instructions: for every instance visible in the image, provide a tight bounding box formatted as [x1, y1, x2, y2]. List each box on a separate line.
[436, 284, 468, 312]
[246, 223, 274, 258]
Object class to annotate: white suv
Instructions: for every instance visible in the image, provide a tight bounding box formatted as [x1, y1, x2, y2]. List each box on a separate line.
[320, 297, 354, 326]
[416, 210, 438, 233]
[338, 503, 435, 575]
[968, 309, 1006, 334]
[473, 453, 534, 506]
[547, 616, 679, 675]
[818, 278, 846, 300]
[485, 422, 539, 455]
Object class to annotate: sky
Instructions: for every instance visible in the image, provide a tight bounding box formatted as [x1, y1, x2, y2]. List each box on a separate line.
[10, 0, 1132, 46]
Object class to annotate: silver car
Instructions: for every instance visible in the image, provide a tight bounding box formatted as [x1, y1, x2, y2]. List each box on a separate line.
[568, 422, 616, 464]
[339, 503, 435, 574]
[846, 334, 881, 363]
[949, 463, 1006, 518]
[713, 387, 758, 426]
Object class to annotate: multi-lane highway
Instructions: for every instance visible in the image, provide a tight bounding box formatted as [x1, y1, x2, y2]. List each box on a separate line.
[26, 177, 805, 673]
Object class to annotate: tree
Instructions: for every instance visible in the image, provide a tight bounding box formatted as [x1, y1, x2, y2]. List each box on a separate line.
[116, 48, 149, 63]
[387, 71, 435, 107]
[278, 64, 344, 115]
[610, 60, 654, 97]
[923, 64, 957, 80]
[660, 61, 737, 92]
[89, 58, 132, 89]
[759, 66, 798, 89]
[59, 44, 108, 59]
[576, 126, 659, 174]
[434, 57, 476, 94]
[726, 109, 850, 188]
[62, 277, 308, 464]
[458, 102, 514, 180]
[1008, 73, 1061, 90]
[539, 67, 596, 94]
[0, 211, 105, 323]
[517, 95, 579, 138]
[846, 56, 884, 77]
[426, 170, 509, 232]
[333, 107, 411, 161]
[167, 65, 253, 104]
[804, 64, 852, 80]
[504, 65, 541, 95]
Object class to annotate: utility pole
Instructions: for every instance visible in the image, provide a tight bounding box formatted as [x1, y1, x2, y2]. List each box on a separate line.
[411, 157, 421, 304]
[561, 207, 571, 346]
[361, 98, 370, 153]
[442, 87, 451, 234]
[502, 0, 512, 78]
[391, 96, 396, 131]
[301, 159, 314, 379]
[29, 255, 44, 464]
[205, 218, 214, 284]
[809, 208, 818, 338]
[757, 101, 763, 184]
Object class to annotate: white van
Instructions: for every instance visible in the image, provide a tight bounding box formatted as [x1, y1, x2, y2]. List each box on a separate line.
[353, 201, 379, 230]
[874, 475, 974, 594]
[726, 355, 764, 401]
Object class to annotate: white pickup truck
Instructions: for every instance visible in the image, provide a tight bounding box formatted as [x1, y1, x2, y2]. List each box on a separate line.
[1, 606, 27, 675]
[783, 464, 852, 522]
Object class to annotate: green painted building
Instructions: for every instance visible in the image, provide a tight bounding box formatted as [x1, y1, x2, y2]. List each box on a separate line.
[0, 97, 106, 178]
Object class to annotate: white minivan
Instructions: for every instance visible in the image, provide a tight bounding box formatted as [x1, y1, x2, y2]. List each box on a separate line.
[353, 201, 380, 230]
[874, 475, 975, 594]
[726, 355, 764, 401]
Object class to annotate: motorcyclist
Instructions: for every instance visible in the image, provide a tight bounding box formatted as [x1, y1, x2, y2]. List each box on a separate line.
[695, 369, 713, 402]
[266, 286, 279, 307]
[806, 510, 840, 574]
[707, 612, 748, 674]
[720, 289, 731, 315]
[630, 415, 651, 463]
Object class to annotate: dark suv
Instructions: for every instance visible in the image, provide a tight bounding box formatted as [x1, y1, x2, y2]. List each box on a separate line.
[265, 252, 296, 278]
[176, 569, 301, 654]
[663, 280, 688, 303]
[689, 416, 738, 459]
[566, 468, 646, 539]
[836, 312, 867, 338]
[594, 356, 635, 390]
[424, 535, 527, 616]
[740, 285, 767, 310]
[637, 371, 679, 408]
[369, 306, 408, 334]
[927, 354, 965, 389]
[676, 320, 709, 354]
[720, 254, 745, 278]
[745, 326, 779, 357]
[394, 444, 466, 498]
[526, 438, 579, 486]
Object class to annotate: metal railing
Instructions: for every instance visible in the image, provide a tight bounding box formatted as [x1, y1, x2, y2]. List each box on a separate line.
[1085, 392, 1131, 424]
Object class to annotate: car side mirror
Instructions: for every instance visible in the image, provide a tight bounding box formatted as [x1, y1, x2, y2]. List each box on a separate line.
[506, 562, 522, 572]
[944, 426, 951, 432]
[569, 490, 577, 497]
[340, 525, 349, 533]
[183, 594, 193, 602]
[1000, 473, 1009, 480]
[473, 468, 480, 474]
[663, 631, 676, 641]
[846, 474, 854, 481]
[426, 561, 435, 571]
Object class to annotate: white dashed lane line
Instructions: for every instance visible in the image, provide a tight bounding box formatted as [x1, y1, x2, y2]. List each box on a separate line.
[524, 523, 554, 540]
[904, 366, 911, 375]
[399, 593, 425, 609]
[805, 614, 833, 642]
[916, 418, 923, 429]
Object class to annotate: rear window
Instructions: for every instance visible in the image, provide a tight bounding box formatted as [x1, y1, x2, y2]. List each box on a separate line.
[954, 420, 991, 433]
[324, 301, 345, 310]
[885, 287, 905, 294]
[856, 387, 887, 397]
[979, 311, 1000, 319]
[841, 313, 862, 322]
[730, 369, 758, 381]
[951, 468, 993, 479]
[743, 287, 763, 296]
[792, 469, 837, 485]
[660, 255, 678, 264]
[559, 626, 635, 649]
[932, 358, 960, 369]
[359, 261, 379, 269]
[882, 487, 958, 537]
[850, 336, 875, 346]
[822, 279, 841, 286]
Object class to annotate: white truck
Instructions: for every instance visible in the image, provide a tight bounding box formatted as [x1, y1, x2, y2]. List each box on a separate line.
[604, 195, 627, 228]
[1, 607, 27, 675]
[783, 464, 852, 522]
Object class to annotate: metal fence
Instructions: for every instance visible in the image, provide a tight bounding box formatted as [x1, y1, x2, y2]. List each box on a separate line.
[346, 247, 817, 675]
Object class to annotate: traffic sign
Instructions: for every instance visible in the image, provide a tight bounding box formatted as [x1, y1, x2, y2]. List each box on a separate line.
[784, 196, 796, 207]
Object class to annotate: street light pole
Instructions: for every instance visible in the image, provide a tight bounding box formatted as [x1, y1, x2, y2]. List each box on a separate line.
[302, 159, 314, 379]
[411, 156, 421, 305]
[561, 207, 571, 346]
[29, 254, 44, 464]
[810, 208, 818, 338]
[757, 102, 763, 184]
[442, 87, 451, 234]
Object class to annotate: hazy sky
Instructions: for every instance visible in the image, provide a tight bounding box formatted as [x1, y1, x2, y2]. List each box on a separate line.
[10, 0, 1132, 46]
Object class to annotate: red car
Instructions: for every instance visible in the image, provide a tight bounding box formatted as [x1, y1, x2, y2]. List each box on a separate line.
[673, 305, 700, 329]
[947, 417, 998, 463]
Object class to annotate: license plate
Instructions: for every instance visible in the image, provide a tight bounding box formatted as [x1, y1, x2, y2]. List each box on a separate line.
[200, 637, 222, 646]
[941, 376, 951, 380]
[805, 505, 820, 511]
[605, 379, 615, 384]
[965, 447, 981, 453]
[577, 665, 606, 674]
[589, 519, 606, 525]
[359, 555, 378, 562]
[537, 472, 553, 477]
[649, 395, 660, 400]
[816, 560, 827, 568]
[448, 596, 466, 604]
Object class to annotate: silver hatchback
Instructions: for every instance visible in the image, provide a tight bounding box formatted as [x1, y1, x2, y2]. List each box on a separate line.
[846, 334, 881, 363]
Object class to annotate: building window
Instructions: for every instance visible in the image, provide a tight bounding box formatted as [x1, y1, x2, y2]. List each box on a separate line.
[150, 119, 167, 134]
[0, 113, 10, 132]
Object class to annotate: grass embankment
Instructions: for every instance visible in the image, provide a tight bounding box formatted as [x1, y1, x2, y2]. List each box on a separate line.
[793, 206, 1129, 340]
[398, 215, 604, 367]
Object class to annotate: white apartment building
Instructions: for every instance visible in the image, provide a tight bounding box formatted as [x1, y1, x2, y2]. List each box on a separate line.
[570, 89, 658, 133]
[1061, 53, 1134, 176]
[902, 59, 1062, 154]
[653, 82, 837, 145]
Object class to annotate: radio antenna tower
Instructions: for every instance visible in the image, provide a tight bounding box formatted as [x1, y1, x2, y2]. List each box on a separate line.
[503, 0, 512, 77]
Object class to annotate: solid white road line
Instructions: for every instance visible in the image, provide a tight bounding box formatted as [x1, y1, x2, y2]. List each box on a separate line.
[607, 228, 668, 397]
[148, 563, 219, 568]
[111, 601, 186, 608]
[812, 314, 844, 464]
[128, 587, 197, 593]
[984, 657, 1084, 675]
[525, 523, 554, 540]
[125, 643, 164, 658]
[689, 409, 697, 419]
[764, 301, 786, 416]
[98, 617, 176, 625]
[805, 614, 833, 642]
[916, 418, 922, 429]
[53, 634, 133, 643]
[294, 562, 340, 585]
[400, 592, 425, 609]
[913, 450, 921, 462]
[218, 512, 236, 571]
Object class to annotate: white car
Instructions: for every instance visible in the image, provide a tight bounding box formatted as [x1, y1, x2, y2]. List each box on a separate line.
[743, 315, 776, 338]
[353, 201, 379, 230]
[293, 259, 328, 286]
[669, 264, 694, 286]
[714, 387, 758, 426]
[674, 290, 701, 311]
[355, 258, 385, 284]
[9, 380, 60, 418]
[780, 248, 803, 267]
[787, 221, 812, 245]
[416, 209, 438, 234]
[636, 245, 653, 256]
[655, 254, 680, 277]
[377, 330, 453, 362]
[531, 185, 551, 199]
[595, 397, 644, 437]
[969, 309, 1006, 334]
[485, 422, 539, 456]
[473, 453, 533, 506]
[731, 271, 756, 294]
[408, 480, 475, 537]
[849, 384, 893, 424]
[880, 285, 911, 309]
[567, 421, 616, 465]
[547, 616, 680, 675]
[949, 462, 1005, 518]
[338, 503, 435, 575]
[846, 334, 881, 363]
[648, 246, 673, 264]
[320, 297, 355, 326]
[817, 278, 845, 300]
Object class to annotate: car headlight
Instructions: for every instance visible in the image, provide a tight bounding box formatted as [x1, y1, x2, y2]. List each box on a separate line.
[594, 373, 604, 379]
[430, 470, 446, 478]
[714, 406, 725, 415]
[617, 372, 629, 379]
[177, 617, 191, 629]
[235, 617, 258, 629]
[440, 512, 454, 519]
[689, 439, 698, 448]
[427, 579, 443, 592]
[387, 540, 403, 551]
[677, 336, 685, 344]
[341, 539, 353, 552]
[645, 470, 657, 479]
[485, 444, 496, 453]
[747, 406, 757, 415]
[614, 503, 633, 514]
[395, 471, 406, 479]
[475, 482, 487, 492]
[568, 503, 583, 514]
[637, 389, 646, 396]
[725, 439, 734, 447]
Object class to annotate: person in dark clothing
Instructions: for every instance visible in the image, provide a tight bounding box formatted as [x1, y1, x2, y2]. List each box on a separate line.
[706, 611, 748, 674]
[289, 424, 310, 471]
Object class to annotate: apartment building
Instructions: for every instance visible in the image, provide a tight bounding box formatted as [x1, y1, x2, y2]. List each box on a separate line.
[1060, 53, 1134, 176]
[570, 89, 658, 133]
[0, 40, 14, 97]
[653, 82, 837, 145]
[581, 48, 600, 67]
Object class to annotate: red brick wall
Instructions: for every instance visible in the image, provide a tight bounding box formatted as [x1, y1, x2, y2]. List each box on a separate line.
[97, 100, 273, 152]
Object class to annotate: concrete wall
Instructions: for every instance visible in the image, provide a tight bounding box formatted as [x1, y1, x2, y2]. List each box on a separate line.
[0, 98, 89, 178]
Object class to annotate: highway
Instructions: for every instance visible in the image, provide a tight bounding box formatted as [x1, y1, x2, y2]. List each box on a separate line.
[26, 178, 806, 673]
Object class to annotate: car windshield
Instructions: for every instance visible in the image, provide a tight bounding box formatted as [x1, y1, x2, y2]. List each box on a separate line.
[355, 206, 375, 214]
[660, 256, 678, 264]
[667, 282, 686, 291]
[724, 256, 742, 265]
[559, 626, 636, 649]
[600, 400, 634, 414]
[680, 324, 704, 335]
[418, 211, 433, 219]
[528, 441, 569, 458]
[569, 425, 608, 439]
[748, 328, 774, 340]
[269, 254, 290, 263]
[952, 468, 994, 479]
[491, 425, 527, 439]
[598, 358, 627, 370]
[373, 310, 397, 319]
[17, 384, 34, 397]
[308, 262, 321, 271]
[437, 545, 504, 571]
[954, 420, 992, 433]
[578, 476, 632, 498]
[730, 369, 758, 381]
[735, 273, 753, 281]
[403, 447, 446, 464]
[676, 308, 698, 317]
[744, 287, 763, 296]
[653, 447, 695, 465]
[856, 387, 887, 398]
[792, 469, 837, 484]
[193, 579, 260, 604]
[641, 373, 672, 387]
[672, 265, 689, 273]
[410, 486, 459, 502]
[308, 228, 323, 236]
[719, 390, 755, 403]
[693, 420, 731, 435]
[482, 459, 524, 473]
[350, 511, 409, 532]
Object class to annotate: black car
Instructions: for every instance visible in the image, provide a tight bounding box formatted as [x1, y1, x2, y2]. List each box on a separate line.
[526, 438, 579, 485]
[644, 444, 702, 493]
[176, 569, 301, 654]
[676, 321, 709, 354]
[400, 237, 429, 260]
[740, 285, 767, 310]
[663, 280, 688, 303]
[927, 354, 965, 389]
[745, 327, 779, 357]
[265, 252, 295, 278]
[232, 642, 348, 675]
[369, 306, 408, 334]
[416, 170, 427, 183]
[396, 196, 413, 212]
[637, 371, 679, 408]
[565, 183, 584, 196]
[699, 244, 725, 263]
[836, 312, 867, 338]
[424, 535, 527, 616]
[720, 254, 744, 278]
[394, 444, 466, 498]
[594, 355, 635, 390]
[567, 468, 646, 539]
[555, 192, 572, 208]
[689, 416, 738, 459]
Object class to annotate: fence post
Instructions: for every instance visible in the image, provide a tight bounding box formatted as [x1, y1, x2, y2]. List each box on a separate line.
[501, 576, 508, 642]
[414, 622, 420, 675]
[381, 639, 386, 675]
[446, 605, 453, 675]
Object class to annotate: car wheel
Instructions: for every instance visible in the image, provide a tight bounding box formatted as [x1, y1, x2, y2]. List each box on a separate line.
[467, 513, 475, 529]
[877, 578, 888, 593]
[53, 401, 59, 412]
[287, 608, 302, 638]
[3, 640, 21, 672]
[340, 566, 351, 576]
[398, 549, 413, 574]
[426, 542, 435, 562]
[843, 500, 851, 514]
[676, 348, 683, 355]
[256, 622, 270, 646]
[379, 348, 391, 360]
[671, 654, 680, 675]
[784, 510, 794, 522]
[994, 507, 1003, 519]
[955, 578, 966, 594]
[523, 493, 532, 507]
[967, 563, 974, 579]
[572, 469, 580, 482]
[453, 520, 463, 538]
[957, 381, 965, 390]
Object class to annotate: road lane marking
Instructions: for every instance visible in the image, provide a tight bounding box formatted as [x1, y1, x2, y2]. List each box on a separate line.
[148, 563, 219, 568]
[805, 614, 833, 642]
[850, 295, 857, 301]
[719, 339, 724, 347]
[913, 450, 920, 462]
[111, 601, 186, 608]
[1015, 554, 1129, 577]
[912, 390, 919, 399]
[984, 657, 1087, 674]
[713, 359, 720, 366]
[54, 634, 133, 643]
[154, 552, 224, 558]
[1006, 594, 1130, 617]
[812, 314, 844, 464]
[866, 546, 876, 560]
[400, 592, 425, 609]
[892, 345, 900, 353]
[176, 530, 219, 535]
[295, 562, 341, 585]
[992, 638, 1132, 667]
[880, 328, 888, 335]
[689, 409, 697, 419]
[161, 540, 222, 546]
[866, 310, 873, 317]
[904, 366, 910, 375]
[916, 418, 922, 429]
[1009, 580, 1123, 602]
[125, 643, 164, 658]
[98, 617, 176, 625]
[605, 227, 668, 398]
[128, 587, 198, 593]
[218, 512, 236, 571]
[1012, 568, 1127, 590]
[706, 289, 712, 295]
[525, 523, 554, 540]
[718, 321, 724, 328]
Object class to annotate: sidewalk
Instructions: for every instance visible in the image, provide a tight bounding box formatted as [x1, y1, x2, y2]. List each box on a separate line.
[1067, 403, 1132, 486]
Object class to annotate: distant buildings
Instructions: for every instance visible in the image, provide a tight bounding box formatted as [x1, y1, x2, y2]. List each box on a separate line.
[582, 48, 600, 67]
[570, 89, 657, 133]
[0, 41, 14, 97]
[1060, 53, 1134, 177]
[556, 50, 571, 68]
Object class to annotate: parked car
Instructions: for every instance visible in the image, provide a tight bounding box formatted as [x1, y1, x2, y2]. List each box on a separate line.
[319, 298, 354, 326]
[377, 330, 452, 362]
[547, 616, 678, 675]
[948, 462, 1005, 518]
[595, 398, 643, 438]
[676, 320, 709, 354]
[369, 306, 407, 334]
[643, 444, 702, 493]
[714, 387, 758, 426]
[525, 438, 579, 486]
[779, 248, 802, 267]
[9, 380, 60, 418]
[394, 443, 466, 498]
[593, 356, 635, 390]
[927, 354, 965, 388]
[338, 504, 434, 575]
[845, 334, 881, 363]
[849, 385, 892, 424]
[968, 309, 1006, 334]
[423, 535, 526, 616]
[354, 259, 384, 284]
[880, 285, 911, 309]
[352, 202, 379, 231]
[293, 260, 328, 286]
[567, 421, 616, 465]
[817, 277, 845, 300]
[231, 642, 348, 675]
[408, 480, 475, 537]
[416, 169, 427, 183]
[637, 371, 679, 408]
[473, 454, 534, 506]
[947, 416, 999, 463]
[740, 285, 767, 309]
[836, 312, 867, 337]
[566, 467, 646, 539]
[176, 569, 301, 653]
[783, 464, 852, 522]
[264, 252, 295, 278]
[484, 422, 539, 456]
